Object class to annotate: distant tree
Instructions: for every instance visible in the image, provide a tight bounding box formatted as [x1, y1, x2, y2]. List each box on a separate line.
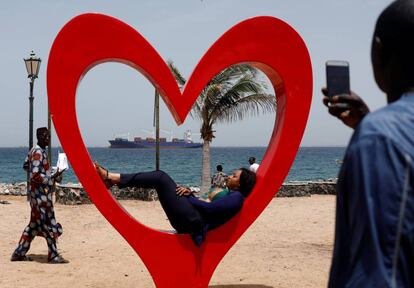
[168, 61, 276, 192]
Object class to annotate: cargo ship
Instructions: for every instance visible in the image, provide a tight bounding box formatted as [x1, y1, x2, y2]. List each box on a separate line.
[109, 130, 202, 149]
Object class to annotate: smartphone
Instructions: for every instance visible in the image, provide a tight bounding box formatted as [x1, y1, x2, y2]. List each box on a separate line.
[326, 60, 350, 99]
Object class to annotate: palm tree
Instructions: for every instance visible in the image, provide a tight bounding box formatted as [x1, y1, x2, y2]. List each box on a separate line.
[168, 61, 276, 192]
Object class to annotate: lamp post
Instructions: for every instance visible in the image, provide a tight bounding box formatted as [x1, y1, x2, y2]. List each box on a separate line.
[48, 105, 52, 165]
[24, 51, 41, 198]
[153, 89, 160, 171]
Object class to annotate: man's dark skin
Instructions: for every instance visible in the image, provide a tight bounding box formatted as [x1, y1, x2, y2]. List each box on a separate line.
[322, 1, 414, 127]
[37, 129, 63, 180]
[37, 129, 49, 149]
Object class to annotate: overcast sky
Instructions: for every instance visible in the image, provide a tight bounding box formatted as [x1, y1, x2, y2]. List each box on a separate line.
[0, 0, 393, 147]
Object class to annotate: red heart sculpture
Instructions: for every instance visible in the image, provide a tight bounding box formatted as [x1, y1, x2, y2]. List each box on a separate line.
[47, 14, 312, 287]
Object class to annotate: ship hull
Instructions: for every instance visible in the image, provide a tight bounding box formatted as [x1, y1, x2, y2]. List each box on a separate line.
[109, 140, 202, 149]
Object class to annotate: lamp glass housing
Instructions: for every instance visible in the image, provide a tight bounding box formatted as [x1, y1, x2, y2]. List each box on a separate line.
[24, 53, 41, 78]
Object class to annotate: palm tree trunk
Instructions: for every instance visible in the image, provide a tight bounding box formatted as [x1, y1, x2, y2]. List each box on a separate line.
[200, 140, 211, 193]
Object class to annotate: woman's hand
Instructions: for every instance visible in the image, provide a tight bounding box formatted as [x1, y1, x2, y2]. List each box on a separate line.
[176, 185, 193, 196]
[322, 88, 370, 129]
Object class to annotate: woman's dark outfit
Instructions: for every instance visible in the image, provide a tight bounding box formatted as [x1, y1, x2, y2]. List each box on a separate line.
[118, 170, 244, 245]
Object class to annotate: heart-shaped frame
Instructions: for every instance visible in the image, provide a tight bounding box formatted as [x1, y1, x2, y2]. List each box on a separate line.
[47, 14, 312, 287]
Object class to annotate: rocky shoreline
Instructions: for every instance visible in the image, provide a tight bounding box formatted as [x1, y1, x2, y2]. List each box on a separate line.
[0, 180, 337, 205]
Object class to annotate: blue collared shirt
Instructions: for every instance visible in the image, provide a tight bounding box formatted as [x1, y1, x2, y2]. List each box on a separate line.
[329, 93, 414, 288]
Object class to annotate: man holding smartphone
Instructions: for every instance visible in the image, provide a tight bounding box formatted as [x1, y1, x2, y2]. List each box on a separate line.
[323, 1, 414, 287]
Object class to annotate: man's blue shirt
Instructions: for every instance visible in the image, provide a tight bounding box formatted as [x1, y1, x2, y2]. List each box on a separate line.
[329, 93, 414, 287]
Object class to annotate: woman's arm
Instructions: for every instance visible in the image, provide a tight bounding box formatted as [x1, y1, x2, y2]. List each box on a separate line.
[176, 185, 213, 202]
[188, 192, 244, 216]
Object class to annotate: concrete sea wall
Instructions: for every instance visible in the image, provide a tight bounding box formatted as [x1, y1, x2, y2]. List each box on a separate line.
[0, 181, 336, 205]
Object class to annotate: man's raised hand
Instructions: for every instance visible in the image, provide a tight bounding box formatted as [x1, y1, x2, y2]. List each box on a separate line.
[322, 88, 370, 129]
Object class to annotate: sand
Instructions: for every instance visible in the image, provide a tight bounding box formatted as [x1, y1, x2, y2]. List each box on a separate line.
[0, 195, 336, 288]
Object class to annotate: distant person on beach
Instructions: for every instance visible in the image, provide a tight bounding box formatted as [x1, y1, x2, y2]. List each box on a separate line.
[211, 165, 227, 188]
[95, 163, 255, 246]
[323, 1, 414, 286]
[11, 127, 68, 264]
[248, 157, 259, 173]
[194, 164, 229, 202]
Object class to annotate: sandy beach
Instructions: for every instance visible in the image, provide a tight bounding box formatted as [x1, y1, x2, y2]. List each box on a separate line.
[0, 195, 335, 288]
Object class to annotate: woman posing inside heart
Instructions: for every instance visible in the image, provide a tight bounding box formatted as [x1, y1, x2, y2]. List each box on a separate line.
[94, 164, 256, 246]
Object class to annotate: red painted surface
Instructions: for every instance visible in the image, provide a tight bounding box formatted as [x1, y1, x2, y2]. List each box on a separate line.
[47, 14, 312, 287]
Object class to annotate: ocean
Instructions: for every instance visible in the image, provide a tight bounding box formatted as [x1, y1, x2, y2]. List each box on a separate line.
[0, 147, 345, 186]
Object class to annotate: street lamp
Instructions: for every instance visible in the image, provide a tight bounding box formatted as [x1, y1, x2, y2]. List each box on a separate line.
[24, 51, 41, 149]
[24, 51, 41, 198]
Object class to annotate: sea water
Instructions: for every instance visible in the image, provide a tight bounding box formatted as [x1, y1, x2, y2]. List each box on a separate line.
[0, 147, 345, 186]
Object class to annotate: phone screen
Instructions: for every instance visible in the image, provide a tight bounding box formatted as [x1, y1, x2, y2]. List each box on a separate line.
[326, 61, 350, 98]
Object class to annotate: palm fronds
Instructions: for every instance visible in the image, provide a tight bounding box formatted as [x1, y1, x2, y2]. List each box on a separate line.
[214, 93, 276, 124]
[167, 60, 186, 87]
[167, 62, 276, 139]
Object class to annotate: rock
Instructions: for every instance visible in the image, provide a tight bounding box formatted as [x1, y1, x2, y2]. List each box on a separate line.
[109, 185, 158, 202]
[277, 181, 336, 197]
[54, 183, 158, 205]
[0, 180, 337, 204]
[56, 185, 92, 205]
[0, 182, 27, 196]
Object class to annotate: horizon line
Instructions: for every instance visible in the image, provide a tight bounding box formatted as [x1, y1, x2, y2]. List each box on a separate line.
[0, 145, 347, 149]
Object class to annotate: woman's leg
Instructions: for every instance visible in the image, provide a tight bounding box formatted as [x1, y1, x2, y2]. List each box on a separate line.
[118, 170, 203, 234]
